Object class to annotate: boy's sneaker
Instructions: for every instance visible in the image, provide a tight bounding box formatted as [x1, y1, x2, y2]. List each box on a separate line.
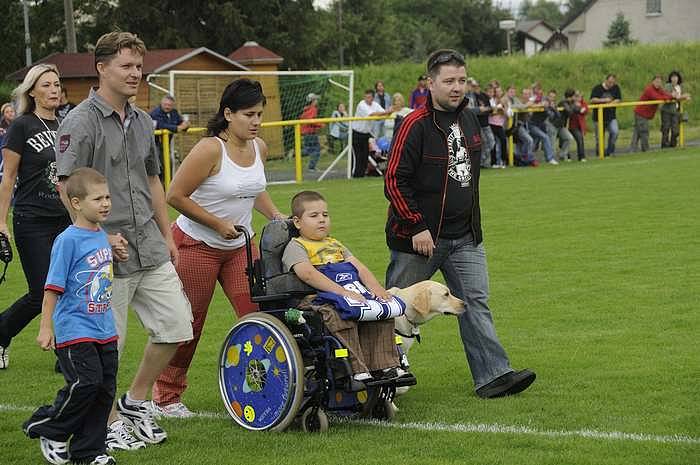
[88, 454, 116, 465]
[106, 420, 146, 451]
[155, 402, 194, 418]
[116, 395, 167, 444]
[0, 344, 8, 369]
[39, 437, 70, 465]
[352, 372, 373, 383]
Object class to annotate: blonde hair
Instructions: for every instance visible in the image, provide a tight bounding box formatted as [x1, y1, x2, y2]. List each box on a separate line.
[65, 167, 108, 201]
[1, 103, 13, 121]
[11, 63, 60, 115]
[392, 93, 405, 108]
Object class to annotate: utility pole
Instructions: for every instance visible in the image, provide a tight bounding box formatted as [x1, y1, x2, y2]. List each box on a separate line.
[22, 0, 32, 65]
[64, 0, 77, 53]
[338, 0, 344, 68]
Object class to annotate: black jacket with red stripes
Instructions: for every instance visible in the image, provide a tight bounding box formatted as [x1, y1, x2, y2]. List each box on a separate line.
[384, 94, 483, 253]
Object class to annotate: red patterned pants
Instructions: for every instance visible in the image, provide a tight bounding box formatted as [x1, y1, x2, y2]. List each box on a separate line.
[152, 224, 258, 406]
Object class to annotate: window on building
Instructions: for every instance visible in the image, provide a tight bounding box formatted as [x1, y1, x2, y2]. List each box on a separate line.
[646, 0, 661, 15]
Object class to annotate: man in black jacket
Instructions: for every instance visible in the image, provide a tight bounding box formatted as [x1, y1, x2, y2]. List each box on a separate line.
[384, 49, 535, 399]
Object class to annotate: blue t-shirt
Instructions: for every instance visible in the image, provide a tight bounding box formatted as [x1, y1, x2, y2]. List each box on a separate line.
[314, 261, 406, 321]
[45, 225, 117, 347]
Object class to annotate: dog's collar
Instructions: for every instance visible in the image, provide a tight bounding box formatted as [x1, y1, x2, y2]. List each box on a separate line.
[394, 328, 421, 343]
[394, 315, 421, 343]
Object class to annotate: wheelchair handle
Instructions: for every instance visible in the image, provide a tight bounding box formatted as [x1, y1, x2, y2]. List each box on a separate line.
[234, 225, 255, 293]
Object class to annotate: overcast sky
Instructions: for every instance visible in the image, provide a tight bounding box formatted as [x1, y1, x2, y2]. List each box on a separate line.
[313, 0, 526, 15]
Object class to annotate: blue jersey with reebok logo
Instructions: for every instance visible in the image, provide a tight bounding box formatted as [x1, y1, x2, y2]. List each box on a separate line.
[314, 261, 405, 321]
[45, 225, 117, 347]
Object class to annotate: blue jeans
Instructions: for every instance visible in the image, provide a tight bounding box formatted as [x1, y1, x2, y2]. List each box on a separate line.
[594, 118, 619, 156]
[529, 124, 555, 161]
[385, 233, 513, 390]
[516, 125, 536, 164]
[303, 134, 321, 169]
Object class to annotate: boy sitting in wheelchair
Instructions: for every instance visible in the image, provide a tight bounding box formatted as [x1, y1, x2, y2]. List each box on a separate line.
[282, 191, 413, 385]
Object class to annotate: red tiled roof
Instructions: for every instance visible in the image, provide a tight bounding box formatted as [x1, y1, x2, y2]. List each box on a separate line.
[229, 42, 283, 64]
[7, 48, 243, 81]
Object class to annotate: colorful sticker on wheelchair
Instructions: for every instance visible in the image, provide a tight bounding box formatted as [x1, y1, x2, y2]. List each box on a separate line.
[222, 325, 295, 428]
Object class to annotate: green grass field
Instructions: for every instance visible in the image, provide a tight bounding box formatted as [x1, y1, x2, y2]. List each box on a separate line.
[1, 149, 698, 464]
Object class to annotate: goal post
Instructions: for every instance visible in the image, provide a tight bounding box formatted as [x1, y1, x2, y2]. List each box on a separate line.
[149, 69, 354, 184]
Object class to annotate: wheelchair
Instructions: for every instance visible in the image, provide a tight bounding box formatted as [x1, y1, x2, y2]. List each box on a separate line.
[218, 220, 415, 432]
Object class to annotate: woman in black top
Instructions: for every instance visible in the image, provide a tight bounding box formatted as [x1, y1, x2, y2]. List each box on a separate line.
[0, 63, 71, 369]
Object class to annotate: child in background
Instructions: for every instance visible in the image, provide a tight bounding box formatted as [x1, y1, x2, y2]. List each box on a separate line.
[282, 190, 413, 385]
[23, 167, 118, 465]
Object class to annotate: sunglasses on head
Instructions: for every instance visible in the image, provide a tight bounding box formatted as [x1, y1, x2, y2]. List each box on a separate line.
[427, 51, 465, 73]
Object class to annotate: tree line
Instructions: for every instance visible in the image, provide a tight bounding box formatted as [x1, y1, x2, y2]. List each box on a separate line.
[1, 0, 593, 80]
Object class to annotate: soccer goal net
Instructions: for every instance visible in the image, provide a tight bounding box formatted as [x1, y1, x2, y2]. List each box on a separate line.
[147, 70, 353, 184]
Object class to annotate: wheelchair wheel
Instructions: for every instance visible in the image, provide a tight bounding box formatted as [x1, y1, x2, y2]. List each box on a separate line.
[300, 408, 329, 433]
[219, 312, 304, 431]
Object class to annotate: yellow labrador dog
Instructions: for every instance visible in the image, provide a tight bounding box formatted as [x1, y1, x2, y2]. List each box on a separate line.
[388, 281, 464, 398]
[389, 281, 465, 354]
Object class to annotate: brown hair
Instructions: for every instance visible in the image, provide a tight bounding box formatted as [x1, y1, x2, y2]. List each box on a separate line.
[291, 191, 325, 218]
[94, 31, 146, 71]
[65, 167, 108, 201]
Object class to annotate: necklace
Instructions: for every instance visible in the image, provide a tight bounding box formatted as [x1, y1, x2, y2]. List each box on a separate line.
[34, 112, 59, 134]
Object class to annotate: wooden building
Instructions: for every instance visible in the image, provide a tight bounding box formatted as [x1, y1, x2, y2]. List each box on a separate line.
[8, 43, 286, 158]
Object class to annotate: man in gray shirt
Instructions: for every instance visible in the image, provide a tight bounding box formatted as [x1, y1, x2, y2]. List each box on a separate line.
[56, 31, 193, 452]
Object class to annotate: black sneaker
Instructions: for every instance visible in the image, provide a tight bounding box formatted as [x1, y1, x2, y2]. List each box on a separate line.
[476, 369, 536, 399]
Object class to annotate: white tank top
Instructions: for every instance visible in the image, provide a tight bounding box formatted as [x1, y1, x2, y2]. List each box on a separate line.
[176, 138, 266, 250]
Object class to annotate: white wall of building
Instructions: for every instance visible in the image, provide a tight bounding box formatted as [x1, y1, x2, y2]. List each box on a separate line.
[564, 0, 700, 51]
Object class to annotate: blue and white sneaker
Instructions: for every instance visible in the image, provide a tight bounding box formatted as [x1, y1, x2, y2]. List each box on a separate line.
[39, 436, 69, 465]
[116, 395, 167, 444]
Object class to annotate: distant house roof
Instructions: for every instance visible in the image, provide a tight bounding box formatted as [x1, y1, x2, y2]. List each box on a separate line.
[515, 19, 557, 45]
[6, 47, 247, 81]
[560, 0, 597, 30]
[229, 41, 283, 65]
[542, 31, 570, 50]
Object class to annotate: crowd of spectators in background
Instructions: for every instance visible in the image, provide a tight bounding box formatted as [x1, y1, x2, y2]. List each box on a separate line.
[0, 71, 691, 180]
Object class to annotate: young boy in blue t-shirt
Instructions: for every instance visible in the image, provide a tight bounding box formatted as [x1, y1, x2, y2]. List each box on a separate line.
[23, 167, 118, 465]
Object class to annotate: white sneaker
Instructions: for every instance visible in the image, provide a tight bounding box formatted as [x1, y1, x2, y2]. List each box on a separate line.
[88, 455, 116, 465]
[0, 345, 8, 369]
[116, 394, 167, 444]
[106, 420, 146, 451]
[39, 437, 70, 465]
[156, 402, 194, 418]
[547, 158, 559, 165]
[353, 372, 373, 382]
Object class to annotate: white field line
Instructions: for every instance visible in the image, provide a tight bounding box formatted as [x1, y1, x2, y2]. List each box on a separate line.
[3, 403, 697, 445]
[345, 418, 700, 445]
